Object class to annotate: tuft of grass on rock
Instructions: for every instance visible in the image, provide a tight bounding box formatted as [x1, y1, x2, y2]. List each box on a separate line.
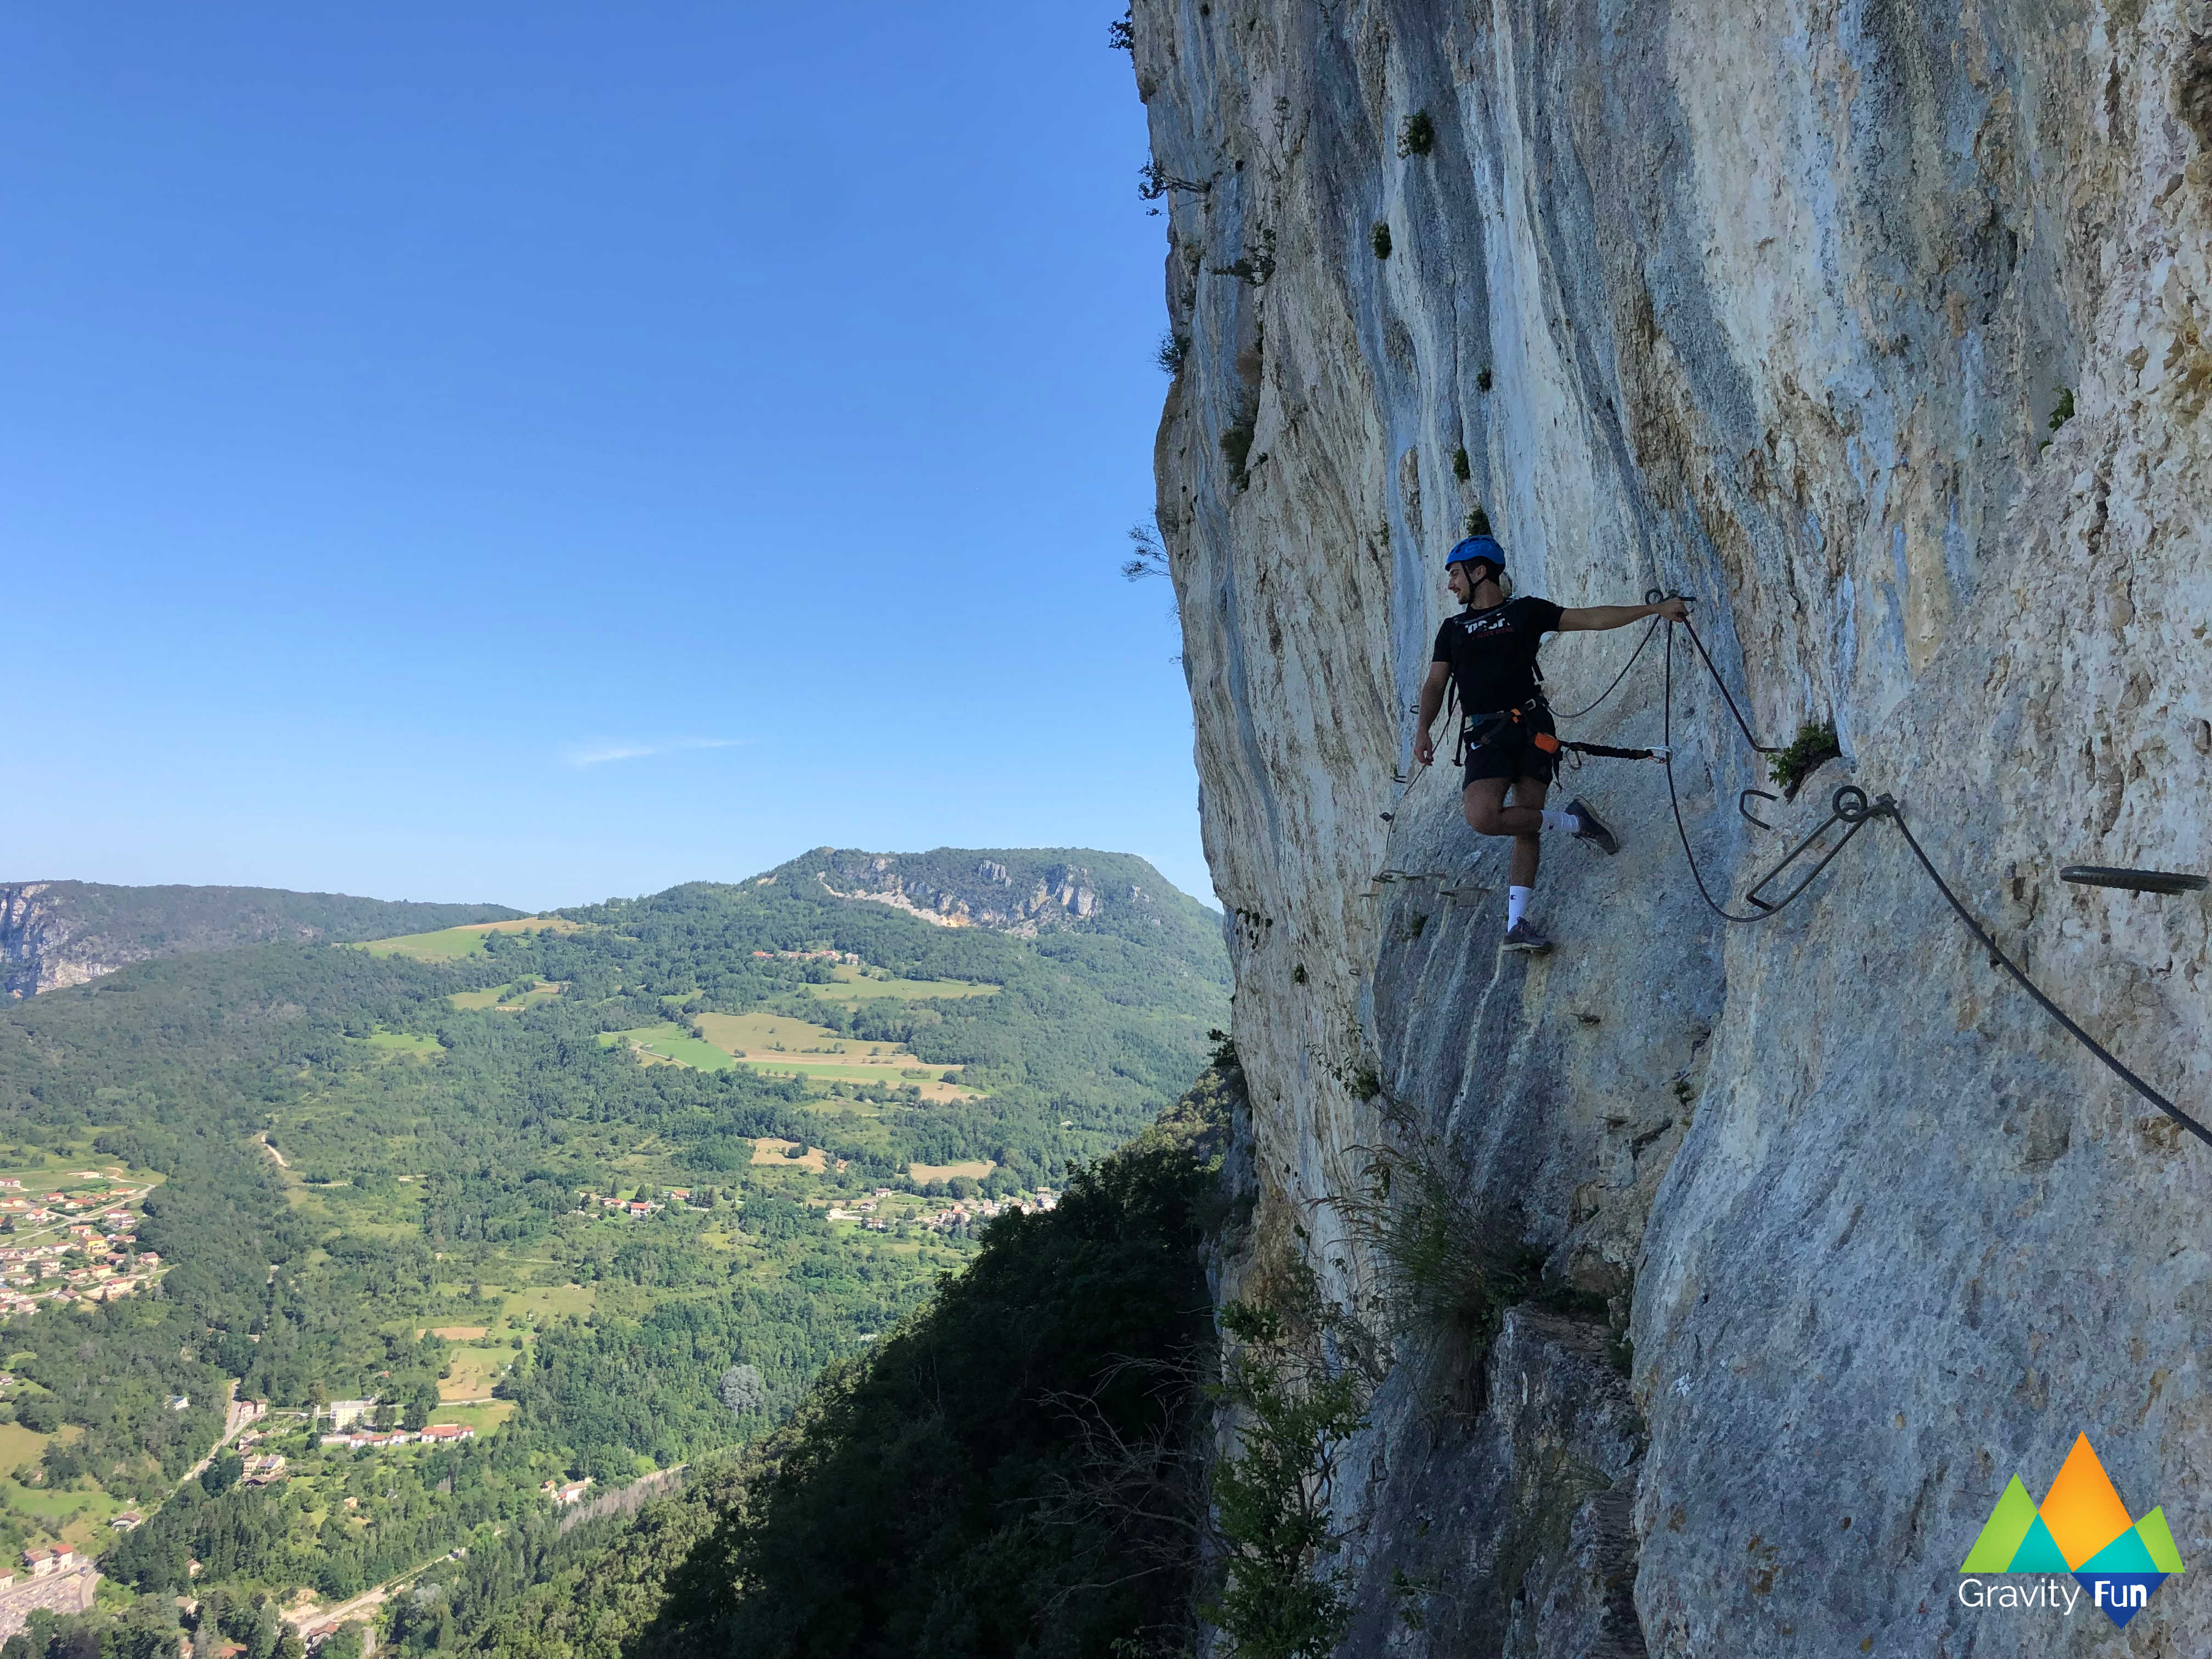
[1397, 109, 1435, 157]
[1220, 408, 1257, 491]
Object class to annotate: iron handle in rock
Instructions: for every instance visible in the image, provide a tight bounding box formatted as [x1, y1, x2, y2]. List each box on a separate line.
[2059, 866, 2209, 895]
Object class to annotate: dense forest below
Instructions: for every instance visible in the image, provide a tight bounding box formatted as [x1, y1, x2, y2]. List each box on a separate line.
[0, 853, 1226, 1655]
[382, 1053, 1244, 1659]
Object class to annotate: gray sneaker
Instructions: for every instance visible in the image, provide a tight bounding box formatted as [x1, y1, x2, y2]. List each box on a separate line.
[1567, 797, 1619, 855]
[1502, 918, 1553, 953]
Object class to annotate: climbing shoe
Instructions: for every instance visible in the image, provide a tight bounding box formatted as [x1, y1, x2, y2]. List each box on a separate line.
[1567, 798, 1618, 855]
[1502, 919, 1553, 953]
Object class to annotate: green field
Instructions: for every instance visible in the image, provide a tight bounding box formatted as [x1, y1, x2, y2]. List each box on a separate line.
[500, 1283, 597, 1324]
[434, 1397, 516, 1433]
[735, 1058, 962, 1086]
[0, 1417, 129, 1554]
[450, 979, 565, 1011]
[360, 1030, 442, 1056]
[358, 918, 577, 961]
[695, 1009, 891, 1057]
[0, 1421, 52, 1479]
[692, 1012, 970, 1094]
[438, 1340, 520, 1401]
[598, 1024, 738, 1071]
[806, 966, 1000, 1003]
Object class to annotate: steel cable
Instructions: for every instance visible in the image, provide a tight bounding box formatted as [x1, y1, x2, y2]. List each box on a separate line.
[1661, 624, 1807, 923]
[1551, 616, 1662, 721]
[1654, 611, 2211, 1150]
[1678, 615, 1782, 754]
[1389, 594, 2210, 1153]
[1884, 805, 2212, 1150]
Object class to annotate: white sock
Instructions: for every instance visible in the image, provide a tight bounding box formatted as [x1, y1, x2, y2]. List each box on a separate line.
[1540, 807, 1581, 834]
[1508, 886, 1532, 929]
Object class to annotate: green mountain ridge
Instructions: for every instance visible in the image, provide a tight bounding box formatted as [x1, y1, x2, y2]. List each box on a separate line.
[0, 848, 1227, 1656]
[1, 881, 522, 999]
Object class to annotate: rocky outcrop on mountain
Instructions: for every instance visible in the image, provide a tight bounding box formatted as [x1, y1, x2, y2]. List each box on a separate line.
[0, 882, 520, 998]
[1134, 0, 2212, 1651]
[792, 848, 1176, 938]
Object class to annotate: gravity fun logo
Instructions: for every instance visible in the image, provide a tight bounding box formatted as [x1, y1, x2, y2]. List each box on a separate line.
[1959, 1434, 2186, 1629]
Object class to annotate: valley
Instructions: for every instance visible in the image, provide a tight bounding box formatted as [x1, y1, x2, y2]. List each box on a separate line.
[0, 850, 1225, 1644]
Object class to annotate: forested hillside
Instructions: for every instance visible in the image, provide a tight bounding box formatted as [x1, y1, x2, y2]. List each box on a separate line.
[0, 851, 1225, 1655]
[0, 881, 521, 998]
[372, 1054, 1243, 1659]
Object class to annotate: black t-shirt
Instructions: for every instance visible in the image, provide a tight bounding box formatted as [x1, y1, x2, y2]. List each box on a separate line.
[1432, 596, 1566, 713]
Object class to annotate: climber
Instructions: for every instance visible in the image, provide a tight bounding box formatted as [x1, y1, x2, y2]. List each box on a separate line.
[1413, 531, 1689, 952]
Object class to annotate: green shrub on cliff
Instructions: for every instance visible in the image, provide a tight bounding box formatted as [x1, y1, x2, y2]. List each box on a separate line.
[1768, 721, 1842, 800]
[1206, 1276, 1374, 1659]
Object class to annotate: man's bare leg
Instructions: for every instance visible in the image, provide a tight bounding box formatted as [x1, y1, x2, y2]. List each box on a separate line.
[1462, 775, 1551, 886]
[1465, 774, 1567, 948]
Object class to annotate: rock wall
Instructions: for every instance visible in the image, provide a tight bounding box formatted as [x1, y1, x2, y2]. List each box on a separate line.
[761, 846, 1224, 949]
[1132, 0, 2212, 1650]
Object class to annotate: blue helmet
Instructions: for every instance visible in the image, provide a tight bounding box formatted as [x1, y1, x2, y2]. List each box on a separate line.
[1446, 534, 1505, 574]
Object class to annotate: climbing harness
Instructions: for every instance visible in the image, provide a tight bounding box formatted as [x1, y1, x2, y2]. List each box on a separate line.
[1381, 690, 1667, 825]
[1461, 699, 1671, 770]
[1460, 701, 1559, 764]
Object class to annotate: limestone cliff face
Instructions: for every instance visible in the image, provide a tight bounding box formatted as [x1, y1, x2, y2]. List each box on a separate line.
[1133, 0, 2212, 1650]
[763, 847, 1225, 954]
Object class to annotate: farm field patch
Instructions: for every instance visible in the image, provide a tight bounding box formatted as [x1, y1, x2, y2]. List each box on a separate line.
[693, 1011, 894, 1059]
[734, 1059, 974, 1098]
[0, 1421, 50, 1473]
[598, 1024, 737, 1070]
[447, 979, 565, 1012]
[500, 1284, 597, 1324]
[436, 1398, 515, 1433]
[906, 1160, 996, 1184]
[693, 1012, 974, 1098]
[0, 1472, 127, 1552]
[752, 1139, 827, 1173]
[437, 1342, 517, 1401]
[805, 965, 1000, 1003]
[358, 917, 580, 961]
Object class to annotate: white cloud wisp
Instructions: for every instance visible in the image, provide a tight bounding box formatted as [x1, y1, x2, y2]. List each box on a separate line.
[563, 737, 749, 768]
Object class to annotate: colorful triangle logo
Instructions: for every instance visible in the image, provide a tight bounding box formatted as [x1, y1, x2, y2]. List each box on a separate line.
[1960, 1435, 2186, 1629]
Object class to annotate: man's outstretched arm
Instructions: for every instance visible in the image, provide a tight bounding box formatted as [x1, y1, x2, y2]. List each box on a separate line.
[1412, 661, 1452, 766]
[1559, 596, 1689, 631]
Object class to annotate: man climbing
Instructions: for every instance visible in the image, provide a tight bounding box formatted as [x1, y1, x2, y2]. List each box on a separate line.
[1413, 529, 1689, 952]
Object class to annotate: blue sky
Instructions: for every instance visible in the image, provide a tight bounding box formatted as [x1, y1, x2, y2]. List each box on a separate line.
[1, 3, 1207, 910]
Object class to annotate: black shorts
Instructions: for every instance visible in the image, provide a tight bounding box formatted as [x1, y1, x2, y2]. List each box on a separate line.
[1463, 709, 1559, 788]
